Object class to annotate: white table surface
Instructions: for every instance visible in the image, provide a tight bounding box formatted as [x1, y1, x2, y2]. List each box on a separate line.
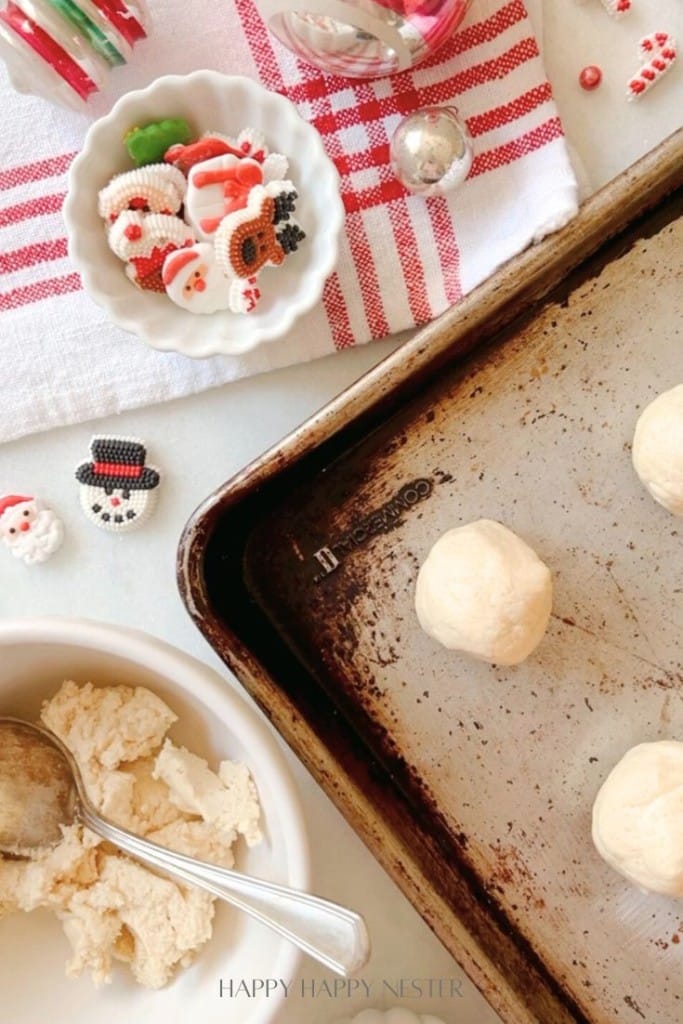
[1, 1, 680, 1021]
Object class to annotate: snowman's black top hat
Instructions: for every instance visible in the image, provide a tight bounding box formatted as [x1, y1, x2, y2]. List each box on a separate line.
[75, 437, 160, 490]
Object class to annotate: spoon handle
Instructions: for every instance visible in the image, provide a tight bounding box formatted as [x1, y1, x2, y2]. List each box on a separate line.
[79, 803, 370, 977]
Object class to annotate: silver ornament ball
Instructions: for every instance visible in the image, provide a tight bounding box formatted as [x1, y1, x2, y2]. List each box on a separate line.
[390, 106, 473, 197]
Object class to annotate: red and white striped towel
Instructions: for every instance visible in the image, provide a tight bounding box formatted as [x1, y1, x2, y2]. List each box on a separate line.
[0, 0, 578, 443]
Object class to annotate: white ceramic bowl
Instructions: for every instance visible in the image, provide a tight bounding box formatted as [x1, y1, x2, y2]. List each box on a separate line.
[0, 616, 309, 1024]
[64, 71, 344, 358]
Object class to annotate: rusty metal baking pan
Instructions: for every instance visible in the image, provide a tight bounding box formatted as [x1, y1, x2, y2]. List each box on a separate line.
[178, 130, 683, 1024]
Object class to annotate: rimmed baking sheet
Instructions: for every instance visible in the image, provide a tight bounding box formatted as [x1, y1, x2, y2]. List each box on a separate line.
[178, 133, 683, 1024]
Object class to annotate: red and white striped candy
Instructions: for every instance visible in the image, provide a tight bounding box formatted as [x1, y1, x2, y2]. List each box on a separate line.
[627, 32, 678, 101]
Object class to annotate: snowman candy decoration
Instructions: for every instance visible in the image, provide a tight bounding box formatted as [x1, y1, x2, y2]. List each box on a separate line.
[0, 494, 64, 564]
[75, 437, 161, 532]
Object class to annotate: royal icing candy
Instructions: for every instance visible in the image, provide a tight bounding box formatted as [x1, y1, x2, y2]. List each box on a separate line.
[185, 154, 264, 239]
[126, 118, 193, 167]
[98, 163, 187, 222]
[227, 275, 262, 314]
[108, 210, 195, 292]
[221, 127, 289, 182]
[214, 184, 286, 281]
[165, 134, 240, 175]
[162, 242, 233, 315]
[579, 65, 602, 90]
[75, 436, 160, 533]
[0, 493, 64, 565]
[627, 32, 677, 100]
[165, 128, 289, 181]
[276, 219, 306, 255]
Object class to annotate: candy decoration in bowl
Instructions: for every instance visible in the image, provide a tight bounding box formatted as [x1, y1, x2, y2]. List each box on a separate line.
[64, 71, 343, 358]
[0, 0, 147, 109]
[390, 106, 473, 197]
[336, 1009, 447, 1024]
[257, 0, 474, 78]
[95, 121, 306, 315]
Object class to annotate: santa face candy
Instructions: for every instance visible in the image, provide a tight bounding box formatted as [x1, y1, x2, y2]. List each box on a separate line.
[162, 243, 234, 314]
[0, 493, 64, 564]
[75, 436, 161, 532]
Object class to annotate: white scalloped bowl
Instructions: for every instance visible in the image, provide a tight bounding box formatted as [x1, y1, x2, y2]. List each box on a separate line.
[64, 71, 343, 358]
[0, 617, 309, 1024]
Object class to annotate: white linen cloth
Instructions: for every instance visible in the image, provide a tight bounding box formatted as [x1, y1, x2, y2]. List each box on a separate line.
[0, 0, 578, 443]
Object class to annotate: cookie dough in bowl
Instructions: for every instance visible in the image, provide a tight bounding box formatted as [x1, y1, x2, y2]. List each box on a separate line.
[632, 383, 683, 516]
[592, 741, 683, 898]
[0, 616, 308, 1024]
[414, 519, 553, 666]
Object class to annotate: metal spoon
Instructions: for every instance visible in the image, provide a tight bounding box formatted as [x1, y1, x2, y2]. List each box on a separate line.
[0, 717, 370, 976]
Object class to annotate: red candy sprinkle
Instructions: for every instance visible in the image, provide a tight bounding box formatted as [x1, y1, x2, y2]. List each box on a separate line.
[579, 65, 603, 90]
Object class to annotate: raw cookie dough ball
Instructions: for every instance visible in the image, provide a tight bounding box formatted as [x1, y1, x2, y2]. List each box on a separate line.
[414, 519, 552, 666]
[592, 741, 683, 897]
[632, 383, 683, 516]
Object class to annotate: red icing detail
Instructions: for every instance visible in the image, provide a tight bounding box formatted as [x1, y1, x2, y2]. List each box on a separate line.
[194, 278, 206, 292]
[237, 162, 263, 187]
[162, 248, 199, 285]
[662, 49, 676, 60]
[579, 65, 602, 90]
[194, 161, 264, 222]
[129, 196, 149, 210]
[629, 79, 646, 92]
[165, 137, 243, 174]
[130, 243, 179, 282]
[192, 163, 262, 189]
[20, 521, 30, 532]
[199, 216, 223, 234]
[124, 223, 143, 241]
[641, 68, 656, 80]
[0, 495, 32, 519]
[652, 59, 666, 71]
[110, 497, 121, 506]
[94, 461, 142, 477]
[655, 32, 669, 45]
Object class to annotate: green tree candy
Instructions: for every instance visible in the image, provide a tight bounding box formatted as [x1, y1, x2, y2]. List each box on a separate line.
[125, 119, 194, 167]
